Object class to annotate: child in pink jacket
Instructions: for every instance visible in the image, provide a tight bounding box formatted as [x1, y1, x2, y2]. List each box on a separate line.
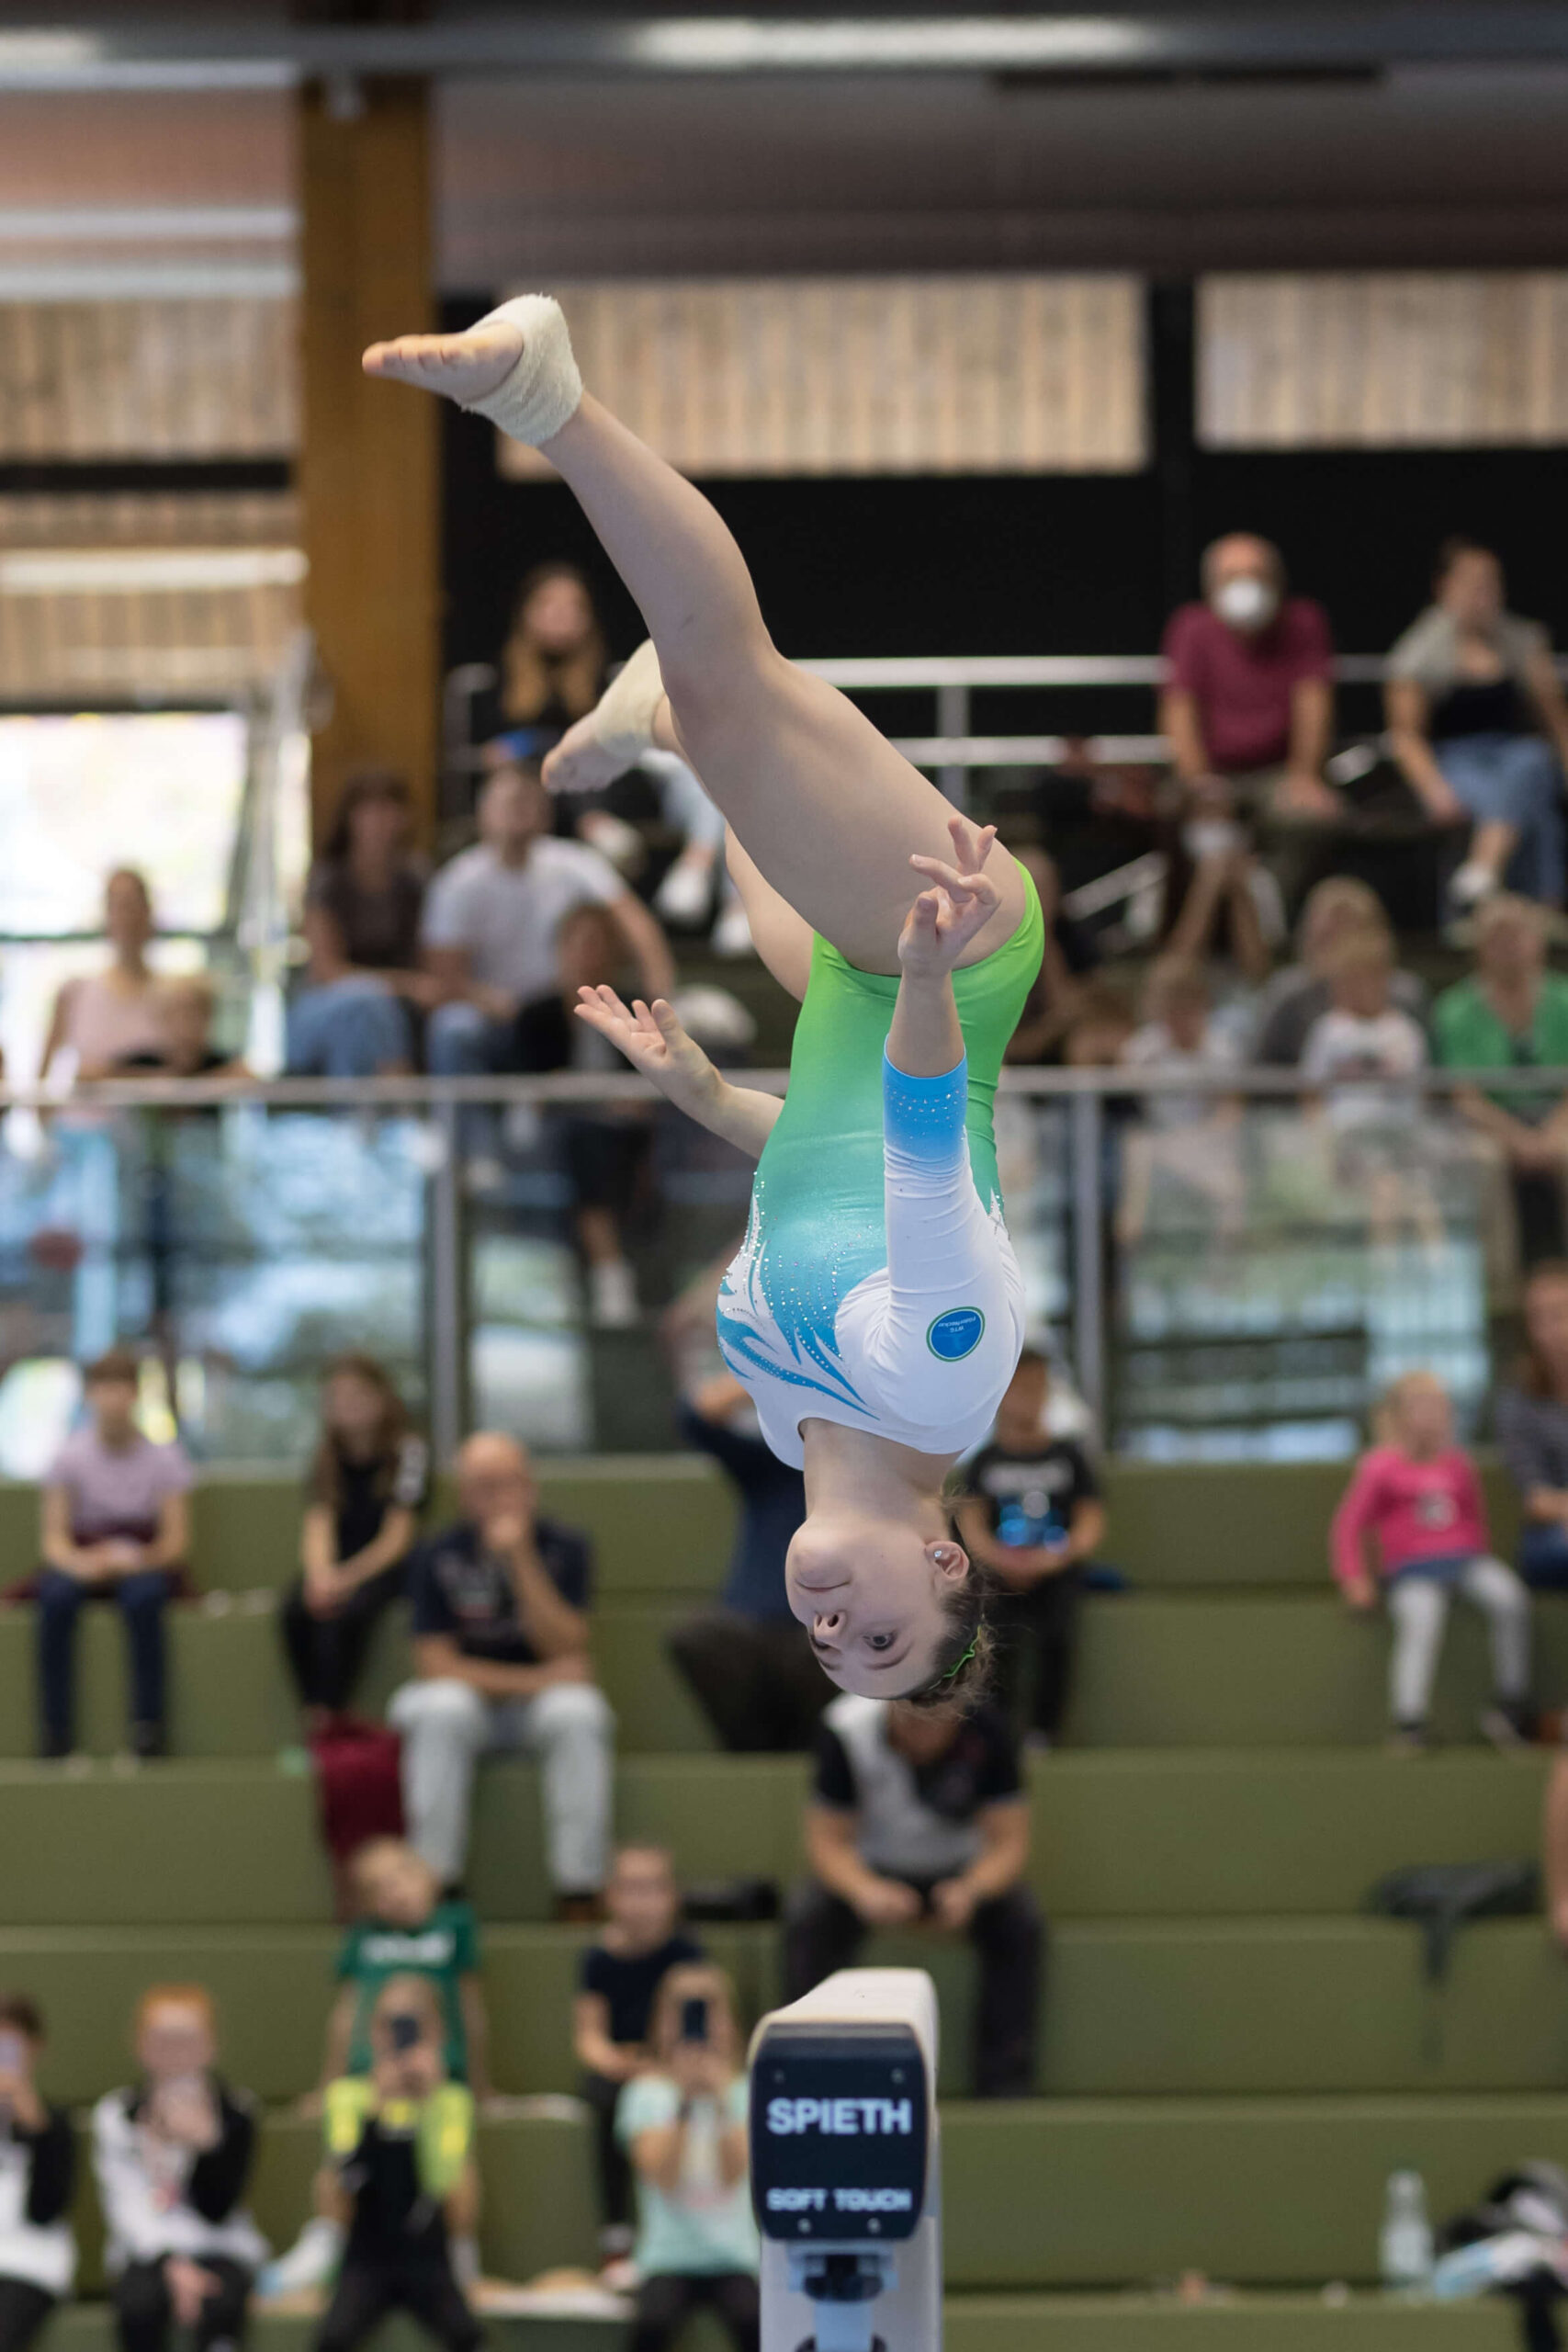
[1333, 1370, 1531, 1752]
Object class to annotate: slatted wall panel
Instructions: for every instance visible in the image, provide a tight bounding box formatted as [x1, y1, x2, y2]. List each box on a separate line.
[498, 275, 1146, 479]
[0, 492, 301, 699]
[0, 300, 297, 458]
[1199, 273, 1568, 449]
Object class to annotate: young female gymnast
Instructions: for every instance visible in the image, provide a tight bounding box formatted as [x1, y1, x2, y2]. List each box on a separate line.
[364, 297, 1043, 1702]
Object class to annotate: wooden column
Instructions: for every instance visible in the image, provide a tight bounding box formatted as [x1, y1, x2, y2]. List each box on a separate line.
[299, 76, 439, 844]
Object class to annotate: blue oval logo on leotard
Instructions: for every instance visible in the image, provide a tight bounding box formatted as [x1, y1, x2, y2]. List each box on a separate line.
[927, 1307, 985, 1362]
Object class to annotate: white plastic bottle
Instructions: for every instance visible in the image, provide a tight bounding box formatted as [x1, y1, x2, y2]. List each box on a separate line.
[1381, 2168, 1435, 2295]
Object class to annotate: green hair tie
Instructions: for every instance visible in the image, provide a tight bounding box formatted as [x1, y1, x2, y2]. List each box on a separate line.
[941, 1641, 977, 1682]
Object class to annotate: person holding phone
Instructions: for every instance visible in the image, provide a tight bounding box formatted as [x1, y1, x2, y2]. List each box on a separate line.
[572, 1846, 705, 2267]
[616, 1964, 758, 2352]
[316, 1978, 480, 2352]
[0, 1996, 74, 2352]
[92, 1986, 265, 2352]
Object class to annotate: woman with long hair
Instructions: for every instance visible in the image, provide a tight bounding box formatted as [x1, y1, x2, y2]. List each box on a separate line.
[279, 1355, 428, 1729]
[498, 562, 607, 745]
[364, 298, 1043, 1706]
[288, 770, 432, 1080]
[42, 868, 168, 1081]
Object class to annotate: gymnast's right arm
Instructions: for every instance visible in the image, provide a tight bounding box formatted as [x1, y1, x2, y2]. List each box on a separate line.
[573, 985, 783, 1159]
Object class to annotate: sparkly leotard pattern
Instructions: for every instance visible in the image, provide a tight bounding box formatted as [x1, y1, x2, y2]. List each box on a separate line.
[716, 867, 1044, 1471]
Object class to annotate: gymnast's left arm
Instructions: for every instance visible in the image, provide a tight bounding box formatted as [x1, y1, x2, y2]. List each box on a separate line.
[573, 984, 783, 1158]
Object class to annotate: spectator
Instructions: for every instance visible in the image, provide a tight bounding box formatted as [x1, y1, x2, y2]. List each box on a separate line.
[1252, 879, 1427, 1067]
[1161, 534, 1338, 824]
[1160, 533, 1337, 962]
[573, 1845, 705, 2265]
[0, 1994, 75, 2352]
[1386, 539, 1568, 920]
[1495, 1261, 1568, 1590]
[617, 1964, 759, 2352]
[1435, 896, 1568, 1267]
[116, 978, 246, 1080]
[316, 1978, 480, 2352]
[1332, 1370, 1531, 1752]
[952, 1351, 1107, 1747]
[785, 1695, 1042, 2098]
[1117, 956, 1246, 1246]
[319, 1838, 490, 2100]
[421, 763, 673, 1226]
[93, 1986, 265, 2352]
[280, 1357, 428, 1730]
[388, 1432, 613, 1920]
[666, 1374, 822, 1753]
[494, 563, 606, 757]
[41, 869, 168, 1081]
[1301, 931, 1438, 1246]
[288, 772, 432, 1081]
[37, 1348, 191, 1760]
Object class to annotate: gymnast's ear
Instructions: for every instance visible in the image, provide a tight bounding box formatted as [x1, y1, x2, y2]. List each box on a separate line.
[927, 1540, 970, 1588]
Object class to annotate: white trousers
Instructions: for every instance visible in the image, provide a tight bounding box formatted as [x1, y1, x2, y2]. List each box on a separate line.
[389, 1674, 615, 1893]
[1385, 1557, 1531, 1727]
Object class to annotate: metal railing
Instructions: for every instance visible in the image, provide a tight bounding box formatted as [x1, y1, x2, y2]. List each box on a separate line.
[0, 1061, 1554, 1465]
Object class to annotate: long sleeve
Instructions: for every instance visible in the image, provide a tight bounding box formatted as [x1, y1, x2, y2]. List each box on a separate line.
[1496, 1388, 1554, 1500]
[186, 2089, 255, 2223]
[22, 2108, 74, 2227]
[855, 1051, 1021, 1438]
[1330, 1454, 1385, 1590]
[1451, 1451, 1493, 1555]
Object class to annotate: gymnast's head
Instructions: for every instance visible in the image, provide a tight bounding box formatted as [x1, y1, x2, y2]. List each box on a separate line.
[786, 1506, 991, 1705]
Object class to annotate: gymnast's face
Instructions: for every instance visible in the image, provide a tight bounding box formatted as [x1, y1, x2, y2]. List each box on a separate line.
[787, 1512, 971, 1697]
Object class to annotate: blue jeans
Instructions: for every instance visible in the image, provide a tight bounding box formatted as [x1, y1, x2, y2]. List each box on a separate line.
[426, 1001, 527, 1159]
[1436, 733, 1565, 903]
[286, 977, 412, 1078]
[36, 1567, 170, 1749]
[1518, 1521, 1568, 1590]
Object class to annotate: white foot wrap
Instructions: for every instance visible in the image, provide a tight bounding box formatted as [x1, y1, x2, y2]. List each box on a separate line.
[462, 294, 582, 447]
[593, 639, 667, 764]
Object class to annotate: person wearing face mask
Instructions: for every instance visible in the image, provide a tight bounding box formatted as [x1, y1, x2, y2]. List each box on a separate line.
[1161, 535, 1339, 825]
[1386, 539, 1568, 924]
[1159, 536, 1339, 961]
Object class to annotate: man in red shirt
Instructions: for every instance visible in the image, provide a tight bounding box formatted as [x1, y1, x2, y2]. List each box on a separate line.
[1156, 534, 1340, 971]
[1160, 533, 1339, 820]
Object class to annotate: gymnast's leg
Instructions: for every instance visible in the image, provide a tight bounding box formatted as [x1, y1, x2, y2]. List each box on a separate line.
[363, 307, 1026, 976]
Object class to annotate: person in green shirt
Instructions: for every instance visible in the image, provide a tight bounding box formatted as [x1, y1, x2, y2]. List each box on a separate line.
[319, 1841, 491, 2099]
[1434, 894, 1568, 1264]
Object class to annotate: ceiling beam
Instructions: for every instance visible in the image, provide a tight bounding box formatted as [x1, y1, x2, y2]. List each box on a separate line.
[9, 9, 1568, 89]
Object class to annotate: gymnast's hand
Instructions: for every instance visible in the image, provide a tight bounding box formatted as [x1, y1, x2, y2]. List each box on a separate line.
[900, 815, 1002, 978]
[574, 987, 718, 1113]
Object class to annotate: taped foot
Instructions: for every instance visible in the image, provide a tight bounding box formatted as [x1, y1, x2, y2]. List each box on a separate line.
[543, 640, 668, 795]
[364, 293, 582, 446]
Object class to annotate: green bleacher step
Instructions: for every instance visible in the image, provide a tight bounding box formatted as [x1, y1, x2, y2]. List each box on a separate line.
[0, 1751, 1547, 1924]
[53, 2097, 1568, 2293]
[0, 1452, 1524, 1601]
[7, 1918, 1568, 2105]
[5, 1593, 1565, 1761]
[28, 2298, 1526, 2352]
[940, 2094, 1568, 2287]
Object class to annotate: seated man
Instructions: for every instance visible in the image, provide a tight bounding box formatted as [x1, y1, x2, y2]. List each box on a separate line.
[953, 1350, 1108, 1747]
[389, 1432, 614, 1921]
[784, 1693, 1043, 2098]
[1160, 533, 1337, 955]
[666, 1373, 825, 1753]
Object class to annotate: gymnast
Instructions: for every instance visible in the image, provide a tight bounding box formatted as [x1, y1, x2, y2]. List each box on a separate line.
[364, 297, 1043, 1702]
